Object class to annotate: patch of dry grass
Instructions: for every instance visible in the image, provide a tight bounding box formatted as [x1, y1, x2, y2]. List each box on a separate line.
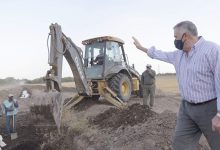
[27, 75, 179, 94]
[156, 75, 179, 94]
[61, 75, 179, 94]
[62, 82, 75, 87]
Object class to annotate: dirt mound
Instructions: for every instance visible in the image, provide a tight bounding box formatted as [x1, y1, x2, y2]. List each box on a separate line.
[90, 104, 156, 129]
[39, 109, 176, 150]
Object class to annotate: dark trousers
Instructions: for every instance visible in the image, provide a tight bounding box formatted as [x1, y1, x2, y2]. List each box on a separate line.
[142, 84, 155, 107]
[172, 100, 220, 150]
[6, 115, 16, 134]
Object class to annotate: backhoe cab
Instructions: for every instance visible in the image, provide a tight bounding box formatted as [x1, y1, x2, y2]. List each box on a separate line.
[82, 36, 140, 102]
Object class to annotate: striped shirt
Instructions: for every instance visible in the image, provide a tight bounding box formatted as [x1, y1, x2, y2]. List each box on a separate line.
[147, 37, 220, 110]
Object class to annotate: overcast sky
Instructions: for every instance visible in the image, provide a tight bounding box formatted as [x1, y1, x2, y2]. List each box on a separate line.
[1, 0, 220, 79]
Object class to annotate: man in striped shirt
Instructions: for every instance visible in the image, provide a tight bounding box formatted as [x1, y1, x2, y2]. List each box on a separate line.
[133, 21, 220, 150]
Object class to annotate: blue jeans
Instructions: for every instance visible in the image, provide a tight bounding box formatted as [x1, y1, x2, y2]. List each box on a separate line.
[6, 115, 16, 134]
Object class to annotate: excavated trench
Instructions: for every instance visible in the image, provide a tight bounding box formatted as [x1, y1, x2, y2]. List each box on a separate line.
[10, 141, 41, 150]
[2, 111, 55, 150]
[0, 86, 68, 150]
[2, 122, 39, 149]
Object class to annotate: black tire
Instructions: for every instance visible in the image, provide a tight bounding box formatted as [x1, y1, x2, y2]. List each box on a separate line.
[108, 73, 132, 102]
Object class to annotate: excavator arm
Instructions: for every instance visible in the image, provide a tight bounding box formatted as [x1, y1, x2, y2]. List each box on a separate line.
[47, 23, 91, 96]
[34, 23, 92, 132]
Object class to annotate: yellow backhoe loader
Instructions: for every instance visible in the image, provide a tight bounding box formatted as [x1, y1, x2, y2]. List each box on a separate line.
[34, 23, 141, 131]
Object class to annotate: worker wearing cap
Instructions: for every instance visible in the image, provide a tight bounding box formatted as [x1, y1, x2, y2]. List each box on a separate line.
[3, 94, 18, 135]
[141, 64, 156, 108]
[44, 70, 52, 92]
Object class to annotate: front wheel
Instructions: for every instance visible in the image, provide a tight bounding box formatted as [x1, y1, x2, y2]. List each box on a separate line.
[108, 73, 132, 102]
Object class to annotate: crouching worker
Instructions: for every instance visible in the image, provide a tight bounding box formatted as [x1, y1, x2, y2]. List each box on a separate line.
[3, 94, 18, 135]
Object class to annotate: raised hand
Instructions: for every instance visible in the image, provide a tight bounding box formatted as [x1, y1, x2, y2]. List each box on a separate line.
[132, 36, 148, 53]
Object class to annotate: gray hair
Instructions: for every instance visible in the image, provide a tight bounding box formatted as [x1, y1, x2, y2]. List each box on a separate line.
[173, 21, 198, 36]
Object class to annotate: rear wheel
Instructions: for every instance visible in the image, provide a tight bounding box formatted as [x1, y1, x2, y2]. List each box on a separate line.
[108, 73, 132, 102]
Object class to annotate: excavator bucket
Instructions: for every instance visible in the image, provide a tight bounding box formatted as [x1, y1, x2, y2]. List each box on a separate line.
[30, 91, 64, 133]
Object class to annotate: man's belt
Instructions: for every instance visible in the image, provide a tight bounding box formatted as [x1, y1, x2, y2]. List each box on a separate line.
[186, 97, 217, 106]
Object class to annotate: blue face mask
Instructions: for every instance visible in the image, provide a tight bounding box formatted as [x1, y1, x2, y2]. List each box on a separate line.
[174, 33, 185, 50]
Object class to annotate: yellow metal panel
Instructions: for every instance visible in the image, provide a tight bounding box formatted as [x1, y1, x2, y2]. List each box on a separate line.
[132, 78, 139, 91]
[97, 80, 127, 109]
